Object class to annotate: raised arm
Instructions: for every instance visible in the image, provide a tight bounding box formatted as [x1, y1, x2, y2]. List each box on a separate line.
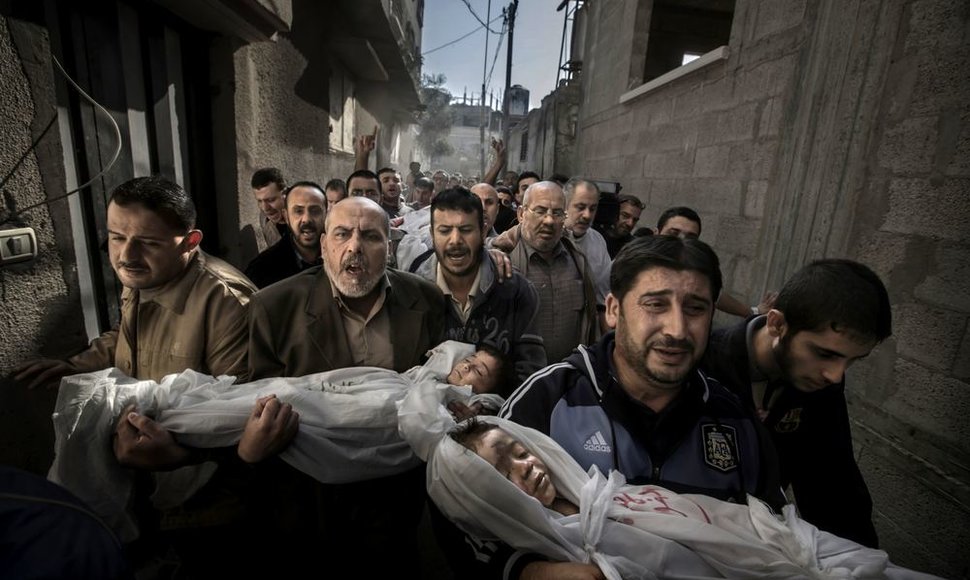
[483, 137, 507, 186]
[354, 125, 378, 171]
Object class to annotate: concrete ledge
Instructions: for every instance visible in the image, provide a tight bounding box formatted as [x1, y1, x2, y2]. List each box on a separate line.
[619, 45, 730, 105]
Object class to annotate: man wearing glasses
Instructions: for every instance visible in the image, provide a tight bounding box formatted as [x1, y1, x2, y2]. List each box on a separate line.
[491, 181, 600, 362]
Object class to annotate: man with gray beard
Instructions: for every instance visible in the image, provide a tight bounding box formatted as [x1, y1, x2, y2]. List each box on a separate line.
[247, 196, 445, 576]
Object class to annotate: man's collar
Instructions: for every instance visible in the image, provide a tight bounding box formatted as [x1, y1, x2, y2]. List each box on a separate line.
[566, 227, 587, 241]
[288, 237, 321, 268]
[523, 237, 565, 260]
[137, 251, 202, 314]
[435, 259, 483, 299]
[746, 315, 771, 382]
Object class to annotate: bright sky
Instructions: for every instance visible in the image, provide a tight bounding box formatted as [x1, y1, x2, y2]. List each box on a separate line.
[421, 0, 569, 111]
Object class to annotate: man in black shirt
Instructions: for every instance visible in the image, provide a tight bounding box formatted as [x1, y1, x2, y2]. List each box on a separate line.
[702, 259, 891, 548]
[245, 181, 326, 288]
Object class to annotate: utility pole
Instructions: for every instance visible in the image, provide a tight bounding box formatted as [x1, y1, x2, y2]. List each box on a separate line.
[501, 0, 518, 157]
[480, 0, 492, 178]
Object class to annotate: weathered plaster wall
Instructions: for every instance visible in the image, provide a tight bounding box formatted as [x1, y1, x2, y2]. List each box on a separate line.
[576, 0, 970, 576]
[0, 11, 85, 474]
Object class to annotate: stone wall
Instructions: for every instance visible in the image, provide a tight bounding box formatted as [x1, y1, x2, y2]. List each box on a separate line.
[575, 0, 970, 576]
[0, 11, 86, 474]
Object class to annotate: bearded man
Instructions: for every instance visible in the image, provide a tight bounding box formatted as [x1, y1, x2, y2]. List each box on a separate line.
[484, 236, 785, 580]
[246, 196, 445, 576]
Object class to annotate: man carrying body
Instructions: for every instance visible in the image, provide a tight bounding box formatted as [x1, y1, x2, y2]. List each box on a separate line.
[245, 181, 327, 289]
[603, 193, 644, 258]
[250, 167, 288, 247]
[13, 175, 274, 577]
[702, 259, 889, 548]
[247, 196, 445, 576]
[410, 187, 546, 389]
[491, 181, 599, 363]
[16, 175, 253, 386]
[494, 236, 784, 579]
[655, 206, 777, 317]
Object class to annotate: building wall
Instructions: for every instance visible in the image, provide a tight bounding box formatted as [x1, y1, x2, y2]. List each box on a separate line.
[0, 9, 86, 473]
[506, 79, 581, 178]
[575, 0, 970, 577]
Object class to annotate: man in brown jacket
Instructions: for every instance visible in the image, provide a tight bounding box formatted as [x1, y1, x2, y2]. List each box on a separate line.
[13, 176, 284, 577]
[16, 175, 253, 386]
[246, 196, 446, 577]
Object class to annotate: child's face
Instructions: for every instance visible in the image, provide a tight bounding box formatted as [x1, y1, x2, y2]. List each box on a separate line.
[447, 351, 500, 394]
[473, 428, 558, 508]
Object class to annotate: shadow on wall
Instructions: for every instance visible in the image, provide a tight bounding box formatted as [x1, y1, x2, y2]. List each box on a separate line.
[236, 223, 261, 270]
[0, 373, 57, 476]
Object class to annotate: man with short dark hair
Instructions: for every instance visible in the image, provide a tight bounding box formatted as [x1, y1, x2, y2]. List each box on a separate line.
[251, 167, 288, 247]
[410, 187, 547, 388]
[16, 175, 254, 385]
[324, 178, 347, 210]
[604, 193, 645, 258]
[702, 259, 890, 548]
[245, 181, 326, 288]
[346, 169, 382, 203]
[14, 175, 267, 578]
[655, 205, 777, 318]
[656, 206, 702, 239]
[515, 170, 540, 206]
[481, 236, 784, 579]
[377, 167, 411, 218]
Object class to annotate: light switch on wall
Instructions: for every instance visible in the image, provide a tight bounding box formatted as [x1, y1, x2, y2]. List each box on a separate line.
[0, 227, 38, 266]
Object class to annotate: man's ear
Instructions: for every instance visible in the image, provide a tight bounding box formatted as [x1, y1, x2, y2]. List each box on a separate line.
[517, 205, 525, 222]
[183, 230, 203, 252]
[765, 309, 787, 339]
[604, 293, 620, 330]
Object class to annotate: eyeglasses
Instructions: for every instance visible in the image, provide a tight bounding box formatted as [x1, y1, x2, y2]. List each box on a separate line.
[525, 205, 567, 220]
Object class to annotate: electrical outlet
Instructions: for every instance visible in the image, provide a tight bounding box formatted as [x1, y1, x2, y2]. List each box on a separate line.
[0, 227, 38, 266]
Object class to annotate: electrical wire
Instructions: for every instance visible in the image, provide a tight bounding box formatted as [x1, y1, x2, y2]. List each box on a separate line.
[4, 55, 123, 223]
[422, 13, 504, 56]
[459, 0, 502, 33]
[485, 18, 507, 88]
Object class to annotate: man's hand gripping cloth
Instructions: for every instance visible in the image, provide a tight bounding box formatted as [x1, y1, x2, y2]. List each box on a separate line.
[49, 341, 494, 543]
[397, 380, 943, 580]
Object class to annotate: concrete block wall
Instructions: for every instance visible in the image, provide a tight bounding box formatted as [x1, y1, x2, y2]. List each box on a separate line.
[576, 0, 803, 309]
[575, 0, 970, 576]
[848, 0, 970, 576]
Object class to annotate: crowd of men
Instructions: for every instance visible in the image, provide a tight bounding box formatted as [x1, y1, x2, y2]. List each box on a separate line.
[10, 136, 894, 580]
